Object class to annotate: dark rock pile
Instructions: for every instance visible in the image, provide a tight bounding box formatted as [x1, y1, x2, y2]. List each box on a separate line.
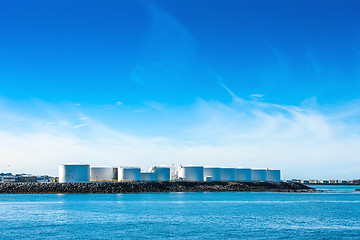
[0, 181, 312, 194]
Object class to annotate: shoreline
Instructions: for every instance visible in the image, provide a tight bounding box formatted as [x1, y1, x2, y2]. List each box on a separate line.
[0, 181, 312, 194]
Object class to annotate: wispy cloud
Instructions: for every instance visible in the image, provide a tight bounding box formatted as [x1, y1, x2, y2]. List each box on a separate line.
[144, 101, 166, 111]
[103, 101, 124, 109]
[250, 94, 265, 100]
[217, 76, 244, 103]
[1, 96, 360, 179]
[130, 2, 195, 85]
[73, 123, 86, 129]
[133, 109, 147, 113]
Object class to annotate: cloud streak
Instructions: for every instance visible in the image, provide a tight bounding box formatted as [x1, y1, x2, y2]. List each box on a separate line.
[0, 95, 360, 179]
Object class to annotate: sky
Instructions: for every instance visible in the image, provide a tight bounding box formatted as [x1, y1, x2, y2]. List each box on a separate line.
[1, 0, 360, 179]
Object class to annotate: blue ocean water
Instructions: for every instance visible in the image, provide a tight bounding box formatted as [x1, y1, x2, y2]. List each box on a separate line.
[1, 186, 360, 239]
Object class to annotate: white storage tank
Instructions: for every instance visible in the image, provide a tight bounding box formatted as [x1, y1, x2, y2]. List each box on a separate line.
[118, 167, 141, 181]
[141, 172, 156, 181]
[149, 166, 170, 181]
[59, 163, 90, 183]
[90, 167, 113, 181]
[266, 169, 281, 182]
[178, 165, 204, 181]
[203, 166, 221, 181]
[236, 168, 252, 182]
[221, 167, 237, 182]
[251, 168, 267, 182]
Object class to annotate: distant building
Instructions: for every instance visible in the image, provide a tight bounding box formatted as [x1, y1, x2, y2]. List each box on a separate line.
[353, 179, 360, 184]
[309, 179, 319, 184]
[0, 173, 15, 182]
[15, 174, 37, 182]
[37, 175, 55, 183]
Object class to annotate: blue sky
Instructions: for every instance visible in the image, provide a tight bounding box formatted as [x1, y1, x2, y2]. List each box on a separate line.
[1, 0, 360, 178]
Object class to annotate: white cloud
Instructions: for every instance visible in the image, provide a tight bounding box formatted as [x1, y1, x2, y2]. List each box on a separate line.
[144, 101, 166, 111]
[218, 77, 244, 103]
[73, 124, 87, 129]
[103, 101, 124, 109]
[133, 109, 147, 113]
[0, 97, 360, 180]
[250, 94, 265, 100]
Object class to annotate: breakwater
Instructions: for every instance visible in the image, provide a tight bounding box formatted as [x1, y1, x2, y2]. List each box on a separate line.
[0, 181, 311, 194]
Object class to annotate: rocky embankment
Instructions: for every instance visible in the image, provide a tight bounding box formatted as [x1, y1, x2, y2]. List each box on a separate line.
[0, 181, 312, 194]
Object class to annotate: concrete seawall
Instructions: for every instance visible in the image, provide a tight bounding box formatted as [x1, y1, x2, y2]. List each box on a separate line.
[0, 181, 311, 194]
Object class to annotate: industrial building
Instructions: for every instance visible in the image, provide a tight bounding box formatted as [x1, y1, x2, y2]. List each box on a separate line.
[266, 169, 281, 182]
[251, 168, 267, 182]
[57, 163, 282, 183]
[118, 167, 141, 181]
[149, 166, 171, 181]
[178, 165, 204, 181]
[203, 166, 221, 181]
[221, 167, 237, 182]
[140, 172, 156, 181]
[59, 163, 90, 183]
[90, 167, 117, 181]
[236, 168, 252, 182]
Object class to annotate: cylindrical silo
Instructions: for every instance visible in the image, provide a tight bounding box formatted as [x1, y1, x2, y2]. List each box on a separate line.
[221, 167, 237, 182]
[118, 167, 141, 181]
[251, 168, 267, 182]
[141, 172, 156, 181]
[59, 163, 90, 183]
[236, 168, 252, 182]
[203, 166, 221, 181]
[266, 169, 281, 182]
[149, 166, 170, 181]
[177, 165, 204, 181]
[90, 166, 113, 181]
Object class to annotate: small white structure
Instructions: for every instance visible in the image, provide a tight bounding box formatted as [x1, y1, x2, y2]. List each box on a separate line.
[118, 167, 141, 181]
[150, 166, 170, 181]
[90, 167, 113, 181]
[59, 163, 90, 183]
[266, 169, 281, 182]
[251, 168, 267, 182]
[178, 165, 204, 181]
[221, 167, 237, 182]
[236, 168, 252, 182]
[170, 165, 176, 181]
[141, 172, 156, 181]
[203, 166, 221, 181]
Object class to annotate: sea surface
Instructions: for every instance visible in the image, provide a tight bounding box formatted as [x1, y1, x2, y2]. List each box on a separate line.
[0, 185, 360, 239]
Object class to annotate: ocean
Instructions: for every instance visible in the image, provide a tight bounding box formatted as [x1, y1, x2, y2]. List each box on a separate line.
[0, 185, 359, 239]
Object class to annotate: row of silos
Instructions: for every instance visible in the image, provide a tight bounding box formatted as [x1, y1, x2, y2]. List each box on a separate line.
[178, 165, 280, 182]
[58, 164, 173, 183]
[117, 166, 173, 182]
[58, 164, 280, 183]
